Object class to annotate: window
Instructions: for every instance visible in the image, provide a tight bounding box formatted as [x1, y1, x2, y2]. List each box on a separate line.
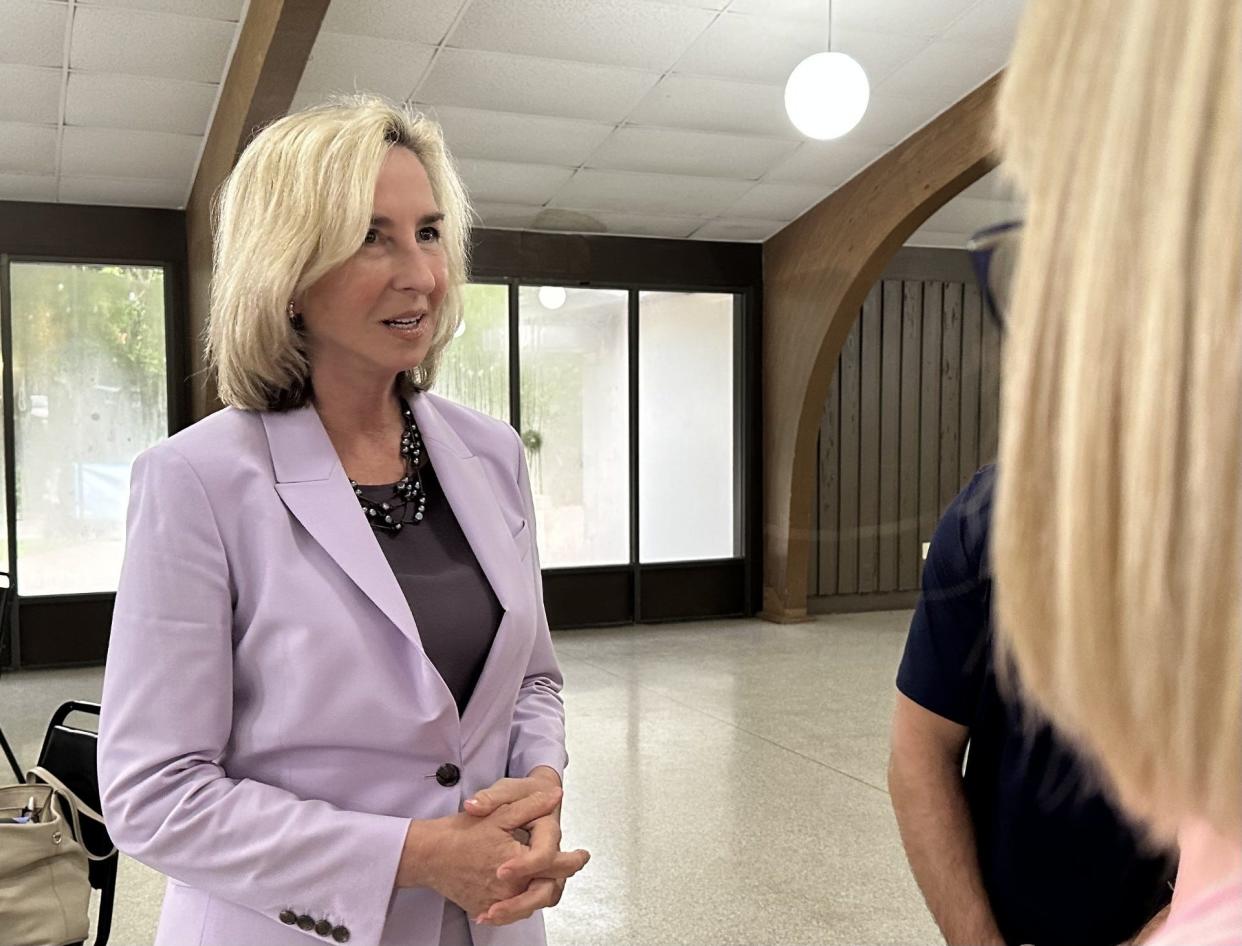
[434, 281, 509, 421]
[10, 262, 168, 595]
[518, 286, 629, 567]
[639, 292, 738, 562]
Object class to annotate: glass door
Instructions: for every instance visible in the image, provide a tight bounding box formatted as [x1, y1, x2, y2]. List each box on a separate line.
[2, 259, 172, 666]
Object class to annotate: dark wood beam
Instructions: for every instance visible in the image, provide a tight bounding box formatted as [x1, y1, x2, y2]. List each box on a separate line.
[185, 0, 329, 420]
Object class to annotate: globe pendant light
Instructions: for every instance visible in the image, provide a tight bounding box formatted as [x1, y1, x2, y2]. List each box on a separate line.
[784, 0, 870, 140]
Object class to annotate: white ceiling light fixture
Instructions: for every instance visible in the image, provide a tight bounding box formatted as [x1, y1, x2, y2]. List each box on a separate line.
[538, 285, 567, 310]
[784, 0, 870, 140]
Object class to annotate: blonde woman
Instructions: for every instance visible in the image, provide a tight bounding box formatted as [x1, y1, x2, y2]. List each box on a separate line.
[989, 1, 1240, 943]
[98, 97, 589, 946]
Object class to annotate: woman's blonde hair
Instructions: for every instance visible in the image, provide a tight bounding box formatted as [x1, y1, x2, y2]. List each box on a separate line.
[207, 95, 471, 410]
[992, 0, 1241, 841]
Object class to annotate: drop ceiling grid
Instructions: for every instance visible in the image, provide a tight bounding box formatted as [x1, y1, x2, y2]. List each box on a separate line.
[0, 0, 1024, 244]
[370, 0, 1017, 241]
[0, 0, 247, 208]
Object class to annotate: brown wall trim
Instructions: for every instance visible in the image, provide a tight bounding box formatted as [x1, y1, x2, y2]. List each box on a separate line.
[808, 591, 919, 615]
[0, 202, 187, 262]
[471, 228, 763, 290]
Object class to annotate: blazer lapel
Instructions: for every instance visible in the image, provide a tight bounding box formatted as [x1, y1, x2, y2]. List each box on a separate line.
[261, 405, 422, 649]
[410, 394, 524, 617]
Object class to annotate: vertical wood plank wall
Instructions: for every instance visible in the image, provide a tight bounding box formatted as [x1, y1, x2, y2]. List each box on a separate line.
[811, 262, 1002, 604]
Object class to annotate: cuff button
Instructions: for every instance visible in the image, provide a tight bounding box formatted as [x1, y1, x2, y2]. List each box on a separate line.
[278, 911, 297, 926]
[332, 925, 351, 943]
[315, 919, 332, 936]
[297, 914, 315, 931]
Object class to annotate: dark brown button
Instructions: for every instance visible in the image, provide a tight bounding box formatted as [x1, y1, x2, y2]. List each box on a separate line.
[315, 919, 333, 936]
[332, 926, 351, 943]
[435, 763, 460, 787]
[297, 914, 315, 931]
[278, 910, 297, 925]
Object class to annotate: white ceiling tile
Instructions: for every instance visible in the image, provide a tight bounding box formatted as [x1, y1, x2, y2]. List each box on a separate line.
[320, 0, 465, 45]
[904, 228, 968, 248]
[725, 0, 829, 22]
[77, 0, 244, 20]
[844, 91, 942, 147]
[59, 175, 187, 207]
[921, 195, 1021, 235]
[289, 88, 324, 113]
[942, 0, 1027, 45]
[456, 158, 574, 205]
[675, 13, 819, 86]
[632, 0, 728, 9]
[416, 48, 660, 123]
[416, 104, 613, 167]
[676, 13, 820, 85]
[961, 166, 1024, 202]
[831, 27, 933, 85]
[589, 126, 797, 179]
[837, 0, 980, 36]
[730, 0, 979, 35]
[71, 6, 237, 83]
[532, 208, 704, 239]
[0, 172, 57, 201]
[0, 122, 56, 174]
[693, 218, 785, 241]
[880, 39, 1008, 102]
[676, 15, 930, 87]
[726, 182, 826, 219]
[549, 169, 753, 216]
[300, 32, 434, 101]
[473, 202, 542, 230]
[61, 126, 201, 180]
[66, 72, 216, 136]
[0, 64, 61, 124]
[0, 0, 68, 68]
[449, 0, 716, 73]
[629, 75, 798, 138]
[763, 139, 878, 186]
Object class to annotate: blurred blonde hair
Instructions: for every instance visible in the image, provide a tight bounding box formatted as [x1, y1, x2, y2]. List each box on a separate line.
[992, 0, 1241, 842]
[207, 95, 471, 410]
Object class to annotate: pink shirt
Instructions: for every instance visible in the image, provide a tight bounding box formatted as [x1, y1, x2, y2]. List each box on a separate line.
[1147, 869, 1242, 946]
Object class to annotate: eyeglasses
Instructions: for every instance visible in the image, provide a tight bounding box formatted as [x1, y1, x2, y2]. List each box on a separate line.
[966, 220, 1022, 330]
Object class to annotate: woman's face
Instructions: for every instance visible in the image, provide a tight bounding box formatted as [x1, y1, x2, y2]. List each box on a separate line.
[300, 146, 449, 385]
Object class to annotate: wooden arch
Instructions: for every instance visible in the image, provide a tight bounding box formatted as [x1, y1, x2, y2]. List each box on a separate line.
[759, 76, 1002, 621]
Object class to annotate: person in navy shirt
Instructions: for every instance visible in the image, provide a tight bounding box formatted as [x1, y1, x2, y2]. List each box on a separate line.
[888, 465, 1175, 946]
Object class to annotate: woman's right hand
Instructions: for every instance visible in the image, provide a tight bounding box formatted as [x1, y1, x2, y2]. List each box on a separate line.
[396, 788, 586, 919]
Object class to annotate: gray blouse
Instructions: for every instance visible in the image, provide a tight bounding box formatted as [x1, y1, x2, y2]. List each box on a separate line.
[358, 460, 502, 715]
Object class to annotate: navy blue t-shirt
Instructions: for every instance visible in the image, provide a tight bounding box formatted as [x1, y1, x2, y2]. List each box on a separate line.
[896, 466, 1174, 946]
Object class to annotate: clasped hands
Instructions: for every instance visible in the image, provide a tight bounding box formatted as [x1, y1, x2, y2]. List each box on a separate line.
[398, 767, 590, 926]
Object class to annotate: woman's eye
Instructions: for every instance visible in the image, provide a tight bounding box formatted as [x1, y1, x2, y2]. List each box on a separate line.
[418, 225, 441, 243]
[362, 228, 380, 245]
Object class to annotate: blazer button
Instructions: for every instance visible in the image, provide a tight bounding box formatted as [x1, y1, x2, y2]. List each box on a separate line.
[279, 910, 297, 925]
[332, 925, 351, 943]
[435, 763, 460, 787]
[297, 914, 315, 931]
[315, 919, 333, 936]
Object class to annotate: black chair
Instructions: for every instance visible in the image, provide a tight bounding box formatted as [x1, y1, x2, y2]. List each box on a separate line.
[31, 701, 118, 946]
[0, 570, 21, 782]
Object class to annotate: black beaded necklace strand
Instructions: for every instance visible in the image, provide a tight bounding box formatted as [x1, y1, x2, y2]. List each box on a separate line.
[350, 404, 427, 534]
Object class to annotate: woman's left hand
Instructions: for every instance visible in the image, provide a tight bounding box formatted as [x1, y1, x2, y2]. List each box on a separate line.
[463, 767, 587, 925]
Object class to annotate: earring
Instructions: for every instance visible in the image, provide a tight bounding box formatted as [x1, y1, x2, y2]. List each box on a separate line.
[287, 300, 297, 321]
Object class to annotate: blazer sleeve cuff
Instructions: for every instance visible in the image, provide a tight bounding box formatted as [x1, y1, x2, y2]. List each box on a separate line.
[268, 811, 409, 946]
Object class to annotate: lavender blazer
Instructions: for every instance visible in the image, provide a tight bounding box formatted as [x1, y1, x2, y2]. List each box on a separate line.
[98, 392, 567, 946]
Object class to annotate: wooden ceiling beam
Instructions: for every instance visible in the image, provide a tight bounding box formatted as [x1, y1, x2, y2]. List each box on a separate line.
[184, 0, 329, 420]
